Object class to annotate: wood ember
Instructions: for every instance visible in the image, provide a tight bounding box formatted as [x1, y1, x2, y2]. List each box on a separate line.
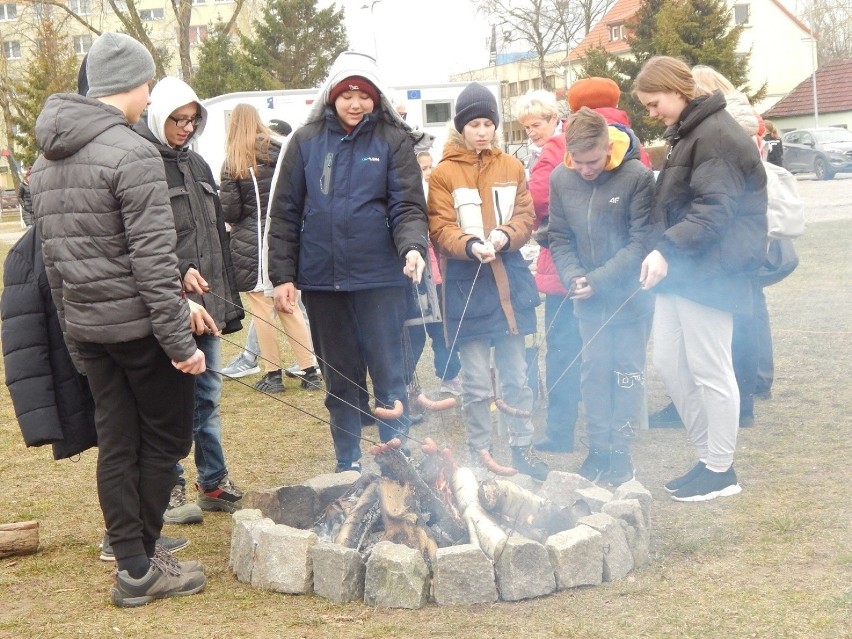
[478, 479, 576, 543]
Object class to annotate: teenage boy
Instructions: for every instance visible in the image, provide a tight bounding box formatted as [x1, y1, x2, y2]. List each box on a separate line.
[548, 107, 657, 486]
[427, 82, 548, 480]
[30, 32, 207, 606]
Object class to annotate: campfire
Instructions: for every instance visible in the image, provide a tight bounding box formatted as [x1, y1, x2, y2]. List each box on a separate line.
[231, 438, 652, 608]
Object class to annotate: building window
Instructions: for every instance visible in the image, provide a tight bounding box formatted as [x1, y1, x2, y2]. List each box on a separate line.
[609, 24, 625, 41]
[191, 0, 206, 3]
[425, 100, 452, 125]
[107, 0, 127, 12]
[3, 40, 21, 59]
[140, 8, 164, 20]
[188, 25, 208, 46]
[0, 3, 16, 21]
[34, 2, 52, 17]
[518, 80, 529, 94]
[68, 0, 90, 14]
[74, 34, 92, 54]
[734, 3, 750, 25]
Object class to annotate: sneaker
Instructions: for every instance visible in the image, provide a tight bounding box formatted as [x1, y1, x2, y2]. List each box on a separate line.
[196, 475, 243, 513]
[670, 466, 742, 502]
[99, 532, 190, 562]
[577, 447, 610, 482]
[440, 377, 463, 396]
[510, 445, 549, 481]
[664, 461, 706, 493]
[533, 435, 574, 453]
[648, 402, 683, 428]
[110, 548, 207, 608]
[285, 364, 323, 390]
[335, 461, 362, 474]
[152, 544, 205, 575]
[254, 370, 285, 393]
[602, 448, 634, 487]
[163, 484, 204, 525]
[221, 352, 260, 379]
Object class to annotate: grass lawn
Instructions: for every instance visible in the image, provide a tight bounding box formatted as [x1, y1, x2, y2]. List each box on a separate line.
[0, 218, 849, 639]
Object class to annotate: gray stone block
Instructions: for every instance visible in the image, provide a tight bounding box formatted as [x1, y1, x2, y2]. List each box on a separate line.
[613, 480, 653, 530]
[540, 471, 593, 509]
[304, 472, 362, 512]
[546, 525, 604, 589]
[364, 541, 430, 609]
[432, 544, 498, 606]
[603, 498, 650, 568]
[578, 512, 634, 581]
[575, 485, 614, 513]
[251, 524, 318, 593]
[310, 542, 365, 603]
[230, 514, 276, 584]
[494, 535, 556, 601]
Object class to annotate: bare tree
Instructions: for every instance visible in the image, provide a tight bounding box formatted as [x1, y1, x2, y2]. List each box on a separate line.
[802, 0, 852, 64]
[475, 0, 614, 87]
[26, 0, 245, 83]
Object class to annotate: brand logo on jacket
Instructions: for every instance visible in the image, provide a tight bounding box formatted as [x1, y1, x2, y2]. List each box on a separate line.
[609, 197, 621, 204]
[362, 156, 381, 162]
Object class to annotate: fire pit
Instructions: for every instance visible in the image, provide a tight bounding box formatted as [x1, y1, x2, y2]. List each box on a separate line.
[230, 441, 652, 608]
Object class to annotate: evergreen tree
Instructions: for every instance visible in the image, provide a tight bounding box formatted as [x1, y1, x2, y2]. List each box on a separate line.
[240, 0, 347, 90]
[194, 19, 271, 99]
[12, 19, 79, 168]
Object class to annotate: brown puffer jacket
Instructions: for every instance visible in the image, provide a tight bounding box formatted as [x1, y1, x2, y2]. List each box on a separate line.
[30, 93, 196, 366]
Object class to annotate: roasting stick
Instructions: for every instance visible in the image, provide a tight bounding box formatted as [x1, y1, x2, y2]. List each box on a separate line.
[209, 291, 410, 433]
[410, 279, 458, 413]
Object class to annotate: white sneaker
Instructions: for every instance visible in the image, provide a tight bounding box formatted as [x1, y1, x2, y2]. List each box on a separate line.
[221, 352, 260, 378]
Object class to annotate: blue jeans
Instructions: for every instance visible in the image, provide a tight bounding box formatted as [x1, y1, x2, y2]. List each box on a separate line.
[459, 333, 534, 453]
[176, 332, 227, 490]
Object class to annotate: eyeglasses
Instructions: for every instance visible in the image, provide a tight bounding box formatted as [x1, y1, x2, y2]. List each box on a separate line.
[168, 114, 202, 128]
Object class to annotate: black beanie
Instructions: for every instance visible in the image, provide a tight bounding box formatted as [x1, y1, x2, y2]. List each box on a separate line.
[454, 82, 499, 132]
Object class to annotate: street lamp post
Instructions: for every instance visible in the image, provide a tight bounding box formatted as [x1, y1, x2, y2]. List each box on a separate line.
[361, 0, 383, 61]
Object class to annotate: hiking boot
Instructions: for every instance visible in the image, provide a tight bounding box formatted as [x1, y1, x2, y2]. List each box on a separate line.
[510, 445, 549, 481]
[152, 543, 205, 575]
[196, 475, 243, 513]
[285, 365, 323, 390]
[577, 447, 610, 482]
[335, 461, 362, 474]
[99, 531, 189, 562]
[440, 377, 463, 396]
[163, 484, 204, 525]
[254, 370, 284, 393]
[670, 466, 742, 502]
[110, 548, 207, 608]
[664, 461, 707, 493]
[648, 401, 683, 428]
[602, 448, 634, 487]
[221, 352, 260, 379]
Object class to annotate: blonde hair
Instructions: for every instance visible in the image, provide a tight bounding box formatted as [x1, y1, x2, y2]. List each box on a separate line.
[564, 107, 609, 154]
[764, 120, 780, 139]
[691, 64, 736, 96]
[633, 56, 700, 102]
[222, 104, 275, 180]
[515, 89, 560, 122]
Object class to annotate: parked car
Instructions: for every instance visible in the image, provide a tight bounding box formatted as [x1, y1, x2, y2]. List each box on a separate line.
[1, 188, 19, 210]
[782, 127, 852, 180]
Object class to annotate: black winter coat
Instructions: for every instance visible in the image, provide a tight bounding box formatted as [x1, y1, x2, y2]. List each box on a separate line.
[135, 121, 244, 333]
[17, 181, 33, 227]
[653, 91, 767, 314]
[219, 137, 281, 292]
[1, 226, 97, 459]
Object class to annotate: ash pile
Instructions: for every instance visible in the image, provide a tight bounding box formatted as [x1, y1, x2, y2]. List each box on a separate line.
[230, 439, 652, 608]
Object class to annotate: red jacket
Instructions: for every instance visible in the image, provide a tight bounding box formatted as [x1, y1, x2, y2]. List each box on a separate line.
[530, 134, 570, 295]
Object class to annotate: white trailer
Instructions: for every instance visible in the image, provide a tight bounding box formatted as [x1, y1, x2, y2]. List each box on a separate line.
[196, 81, 502, 177]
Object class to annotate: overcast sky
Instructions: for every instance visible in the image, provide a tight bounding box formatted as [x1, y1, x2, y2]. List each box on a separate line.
[327, 0, 493, 86]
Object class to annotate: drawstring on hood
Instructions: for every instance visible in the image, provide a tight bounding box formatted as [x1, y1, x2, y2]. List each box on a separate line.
[147, 77, 208, 148]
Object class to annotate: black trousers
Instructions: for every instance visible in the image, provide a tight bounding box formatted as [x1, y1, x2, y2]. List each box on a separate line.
[303, 287, 410, 464]
[78, 335, 195, 561]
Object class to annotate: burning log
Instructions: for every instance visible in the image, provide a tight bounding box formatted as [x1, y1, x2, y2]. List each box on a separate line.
[478, 479, 576, 543]
[372, 440, 468, 546]
[334, 480, 381, 548]
[451, 467, 507, 559]
[377, 477, 438, 563]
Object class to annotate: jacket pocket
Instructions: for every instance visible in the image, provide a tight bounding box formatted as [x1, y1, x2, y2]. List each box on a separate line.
[444, 271, 500, 322]
[168, 186, 196, 235]
[491, 182, 517, 225]
[198, 181, 219, 227]
[505, 255, 540, 311]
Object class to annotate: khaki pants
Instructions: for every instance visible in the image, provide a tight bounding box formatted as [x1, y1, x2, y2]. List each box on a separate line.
[652, 294, 739, 469]
[245, 290, 315, 373]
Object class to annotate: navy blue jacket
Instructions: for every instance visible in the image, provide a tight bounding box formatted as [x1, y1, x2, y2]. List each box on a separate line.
[267, 108, 428, 292]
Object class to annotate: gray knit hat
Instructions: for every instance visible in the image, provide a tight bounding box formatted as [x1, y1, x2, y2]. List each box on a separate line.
[453, 82, 499, 132]
[86, 33, 155, 98]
